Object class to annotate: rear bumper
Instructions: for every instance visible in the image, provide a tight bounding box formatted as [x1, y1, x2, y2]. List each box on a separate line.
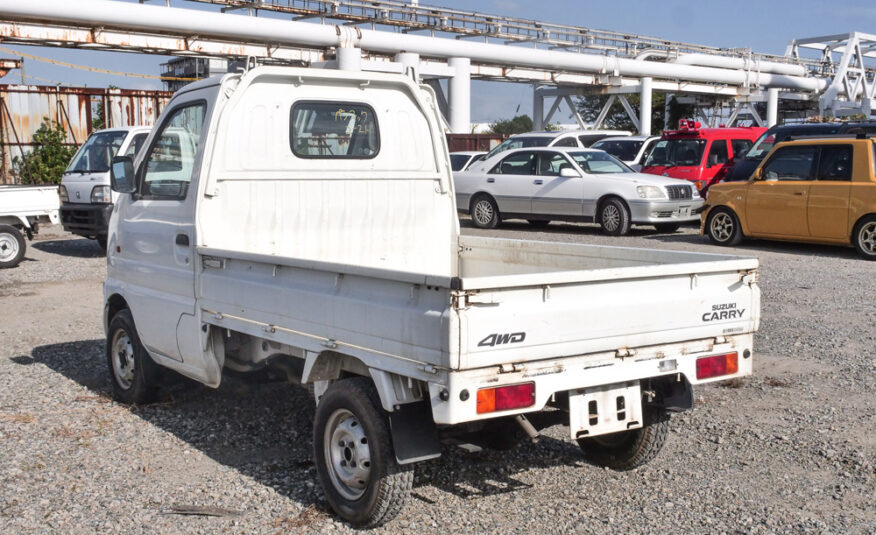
[60, 202, 112, 237]
[628, 198, 704, 224]
[428, 333, 753, 425]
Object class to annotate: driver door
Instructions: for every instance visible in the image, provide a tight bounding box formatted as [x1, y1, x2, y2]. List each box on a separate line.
[746, 145, 816, 237]
[531, 151, 583, 216]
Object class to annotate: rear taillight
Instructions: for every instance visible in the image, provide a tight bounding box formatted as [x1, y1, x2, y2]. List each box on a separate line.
[476, 382, 535, 414]
[696, 352, 739, 380]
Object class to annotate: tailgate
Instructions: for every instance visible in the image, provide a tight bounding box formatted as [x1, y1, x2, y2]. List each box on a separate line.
[455, 238, 759, 370]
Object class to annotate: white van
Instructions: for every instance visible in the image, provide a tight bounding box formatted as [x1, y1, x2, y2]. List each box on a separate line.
[59, 127, 151, 249]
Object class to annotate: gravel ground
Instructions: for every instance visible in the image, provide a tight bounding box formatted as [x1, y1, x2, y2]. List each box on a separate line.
[1, 222, 874, 534]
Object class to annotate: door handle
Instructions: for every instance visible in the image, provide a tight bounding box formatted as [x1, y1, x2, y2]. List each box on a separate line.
[175, 233, 190, 246]
[534, 179, 543, 185]
[486, 177, 495, 183]
[794, 192, 805, 196]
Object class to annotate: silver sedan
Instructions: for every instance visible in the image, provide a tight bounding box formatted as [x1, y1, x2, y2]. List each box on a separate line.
[453, 147, 704, 235]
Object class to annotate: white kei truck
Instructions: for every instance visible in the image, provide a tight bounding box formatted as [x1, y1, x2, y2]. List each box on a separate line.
[105, 66, 760, 527]
[0, 185, 60, 268]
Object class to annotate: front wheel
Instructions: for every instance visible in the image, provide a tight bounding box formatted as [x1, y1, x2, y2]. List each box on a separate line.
[470, 195, 500, 229]
[577, 407, 670, 470]
[106, 309, 158, 404]
[0, 224, 26, 269]
[599, 198, 631, 236]
[313, 377, 413, 527]
[706, 207, 743, 246]
[852, 215, 876, 261]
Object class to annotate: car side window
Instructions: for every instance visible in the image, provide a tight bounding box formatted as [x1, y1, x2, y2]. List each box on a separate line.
[730, 139, 753, 158]
[537, 153, 572, 176]
[123, 133, 149, 158]
[553, 137, 578, 147]
[490, 151, 537, 175]
[707, 140, 729, 166]
[761, 146, 817, 181]
[141, 102, 206, 200]
[816, 145, 853, 181]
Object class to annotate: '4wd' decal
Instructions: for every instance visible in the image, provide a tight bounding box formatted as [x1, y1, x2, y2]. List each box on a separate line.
[478, 332, 526, 347]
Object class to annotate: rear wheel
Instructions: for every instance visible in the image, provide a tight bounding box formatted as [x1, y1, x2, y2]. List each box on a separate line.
[653, 223, 680, 233]
[706, 207, 743, 246]
[0, 225, 25, 269]
[852, 215, 876, 261]
[599, 198, 631, 236]
[313, 377, 413, 527]
[577, 407, 670, 470]
[470, 195, 500, 229]
[106, 309, 158, 404]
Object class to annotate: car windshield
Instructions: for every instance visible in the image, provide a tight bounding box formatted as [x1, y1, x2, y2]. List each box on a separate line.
[66, 131, 129, 173]
[591, 139, 644, 161]
[644, 139, 706, 167]
[485, 136, 552, 160]
[567, 151, 632, 174]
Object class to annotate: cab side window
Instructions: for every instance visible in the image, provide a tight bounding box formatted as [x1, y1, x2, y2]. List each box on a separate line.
[123, 133, 149, 158]
[553, 137, 578, 147]
[490, 151, 537, 175]
[537, 152, 572, 176]
[141, 103, 206, 200]
[707, 140, 729, 166]
[816, 145, 853, 181]
[730, 139, 753, 159]
[761, 146, 817, 181]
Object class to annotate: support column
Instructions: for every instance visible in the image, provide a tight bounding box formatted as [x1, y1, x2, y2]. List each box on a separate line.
[447, 57, 470, 134]
[532, 86, 544, 130]
[639, 77, 652, 135]
[395, 52, 420, 78]
[337, 46, 361, 71]
[767, 88, 779, 127]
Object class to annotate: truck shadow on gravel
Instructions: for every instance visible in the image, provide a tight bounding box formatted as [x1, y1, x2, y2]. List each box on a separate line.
[32, 238, 104, 259]
[645, 233, 861, 260]
[27, 339, 591, 512]
[460, 218, 686, 238]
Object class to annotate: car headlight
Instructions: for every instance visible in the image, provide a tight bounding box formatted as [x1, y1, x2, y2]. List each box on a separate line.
[91, 185, 111, 203]
[636, 185, 666, 199]
[58, 185, 68, 203]
[691, 187, 701, 198]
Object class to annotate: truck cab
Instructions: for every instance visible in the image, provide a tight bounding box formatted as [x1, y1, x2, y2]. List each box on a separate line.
[59, 126, 151, 249]
[641, 120, 766, 193]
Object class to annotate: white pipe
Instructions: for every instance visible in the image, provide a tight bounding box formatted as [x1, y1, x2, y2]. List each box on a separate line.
[639, 77, 652, 135]
[0, 0, 829, 92]
[767, 88, 779, 126]
[337, 47, 361, 71]
[447, 57, 470, 133]
[532, 87, 544, 130]
[674, 53, 806, 77]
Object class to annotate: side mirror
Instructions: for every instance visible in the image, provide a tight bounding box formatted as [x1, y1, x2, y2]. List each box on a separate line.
[110, 156, 136, 193]
[560, 167, 581, 178]
[751, 168, 763, 181]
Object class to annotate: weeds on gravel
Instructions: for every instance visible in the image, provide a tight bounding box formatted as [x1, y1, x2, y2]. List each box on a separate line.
[0, 412, 35, 423]
[718, 377, 746, 389]
[765, 377, 792, 388]
[270, 505, 327, 532]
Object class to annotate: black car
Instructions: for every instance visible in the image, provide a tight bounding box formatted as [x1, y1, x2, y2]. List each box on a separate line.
[721, 121, 876, 183]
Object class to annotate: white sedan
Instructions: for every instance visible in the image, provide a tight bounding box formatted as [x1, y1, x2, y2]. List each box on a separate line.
[454, 147, 704, 235]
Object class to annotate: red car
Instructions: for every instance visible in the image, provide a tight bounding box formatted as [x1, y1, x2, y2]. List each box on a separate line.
[641, 120, 766, 192]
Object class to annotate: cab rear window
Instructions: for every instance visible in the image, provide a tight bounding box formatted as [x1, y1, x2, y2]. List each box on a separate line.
[290, 101, 379, 159]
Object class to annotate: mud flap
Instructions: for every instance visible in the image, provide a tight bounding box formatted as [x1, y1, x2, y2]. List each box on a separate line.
[388, 400, 441, 465]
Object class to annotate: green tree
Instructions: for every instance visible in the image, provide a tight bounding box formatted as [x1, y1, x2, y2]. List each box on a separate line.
[12, 119, 77, 184]
[487, 114, 533, 135]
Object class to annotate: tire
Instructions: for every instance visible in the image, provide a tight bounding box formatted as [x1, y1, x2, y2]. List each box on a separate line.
[470, 194, 500, 229]
[106, 309, 158, 404]
[852, 215, 876, 261]
[599, 198, 631, 236]
[653, 223, 680, 234]
[0, 224, 26, 269]
[706, 207, 743, 246]
[313, 377, 413, 528]
[96, 235, 108, 251]
[527, 219, 550, 228]
[577, 407, 670, 471]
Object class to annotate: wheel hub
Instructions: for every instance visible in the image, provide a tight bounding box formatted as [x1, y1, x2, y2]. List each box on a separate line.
[0, 233, 18, 262]
[111, 330, 135, 390]
[711, 213, 733, 242]
[859, 222, 876, 255]
[473, 200, 493, 225]
[602, 205, 620, 231]
[324, 409, 372, 500]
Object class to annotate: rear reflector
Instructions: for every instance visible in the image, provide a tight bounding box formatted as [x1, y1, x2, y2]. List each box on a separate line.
[696, 352, 739, 380]
[476, 382, 535, 414]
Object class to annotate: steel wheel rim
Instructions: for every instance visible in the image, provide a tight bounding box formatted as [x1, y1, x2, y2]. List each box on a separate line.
[0, 232, 18, 262]
[111, 329, 136, 390]
[473, 200, 494, 226]
[602, 205, 620, 232]
[710, 212, 734, 242]
[859, 221, 876, 255]
[323, 408, 372, 501]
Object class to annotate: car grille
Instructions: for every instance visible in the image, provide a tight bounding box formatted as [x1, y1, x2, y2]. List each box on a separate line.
[665, 185, 693, 200]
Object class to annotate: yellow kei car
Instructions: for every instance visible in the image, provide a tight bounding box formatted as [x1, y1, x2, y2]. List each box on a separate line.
[702, 137, 876, 260]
